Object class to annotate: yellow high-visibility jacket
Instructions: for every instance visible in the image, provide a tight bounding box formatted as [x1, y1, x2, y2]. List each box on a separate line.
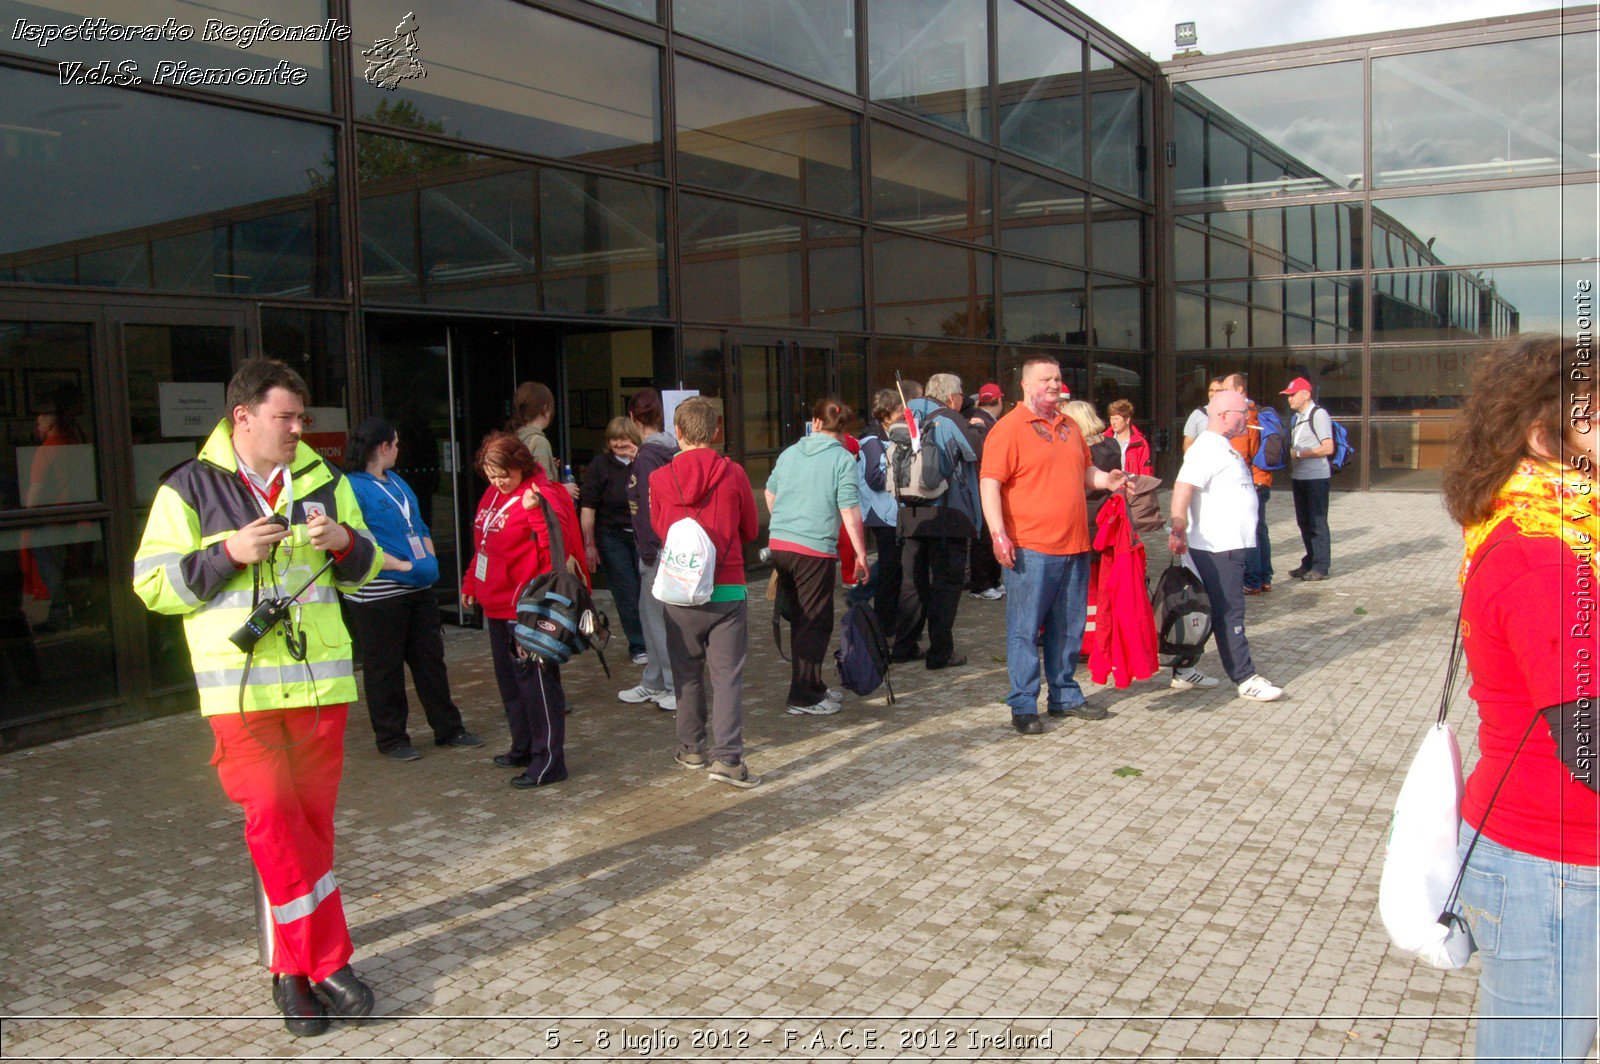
[133, 419, 382, 715]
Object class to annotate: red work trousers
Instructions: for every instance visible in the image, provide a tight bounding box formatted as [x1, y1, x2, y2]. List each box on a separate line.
[209, 704, 352, 982]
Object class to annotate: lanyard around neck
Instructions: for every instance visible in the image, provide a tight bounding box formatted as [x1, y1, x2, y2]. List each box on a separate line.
[369, 475, 412, 530]
[480, 492, 520, 548]
[240, 463, 292, 521]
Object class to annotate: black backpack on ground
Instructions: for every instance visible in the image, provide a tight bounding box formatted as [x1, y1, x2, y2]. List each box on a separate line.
[513, 496, 611, 677]
[834, 600, 895, 704]
[1151, 562, 1212, 670]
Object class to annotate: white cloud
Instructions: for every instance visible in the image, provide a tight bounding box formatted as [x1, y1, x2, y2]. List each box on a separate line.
[1070, 0, 1591, 60]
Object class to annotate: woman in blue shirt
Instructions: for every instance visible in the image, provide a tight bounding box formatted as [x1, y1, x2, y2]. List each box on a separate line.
[344, 418, 482, 761]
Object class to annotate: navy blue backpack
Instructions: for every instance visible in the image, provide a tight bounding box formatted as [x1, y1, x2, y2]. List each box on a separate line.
[834, 600, 895, 704]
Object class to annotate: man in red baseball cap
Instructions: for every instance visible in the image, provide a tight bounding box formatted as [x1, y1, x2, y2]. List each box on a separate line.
[1281, 377, 1335, 580]
[967, 385, 1005, 599]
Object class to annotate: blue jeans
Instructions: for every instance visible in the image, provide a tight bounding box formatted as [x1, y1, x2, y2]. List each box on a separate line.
[1245, 486, 1273, 589]
[1457, 830, 1600, 1063]
[1001, 549, 1089, 715]
[596, 525, 645, 656]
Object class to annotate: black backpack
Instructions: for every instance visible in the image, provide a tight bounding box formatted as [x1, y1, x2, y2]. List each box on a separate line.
[513, 496, 611, 677]
[1151, 562, 1212, 669]
[834, 601, 895, 704]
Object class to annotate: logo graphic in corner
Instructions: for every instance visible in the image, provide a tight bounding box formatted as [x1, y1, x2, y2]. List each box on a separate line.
[363, 12, 427, 90]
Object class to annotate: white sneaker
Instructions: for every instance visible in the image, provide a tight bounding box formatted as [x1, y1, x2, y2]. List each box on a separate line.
[1237, 675, 1284, 702]
[1170, 666, 1220, 690]
[970, 586, 1004, 600]
[824, 688, 844, 703]
[630, 652, 648, 666]
[787, 700, 843, 716]
[654, 693, 677, 712]
[618, 685, 666, 704]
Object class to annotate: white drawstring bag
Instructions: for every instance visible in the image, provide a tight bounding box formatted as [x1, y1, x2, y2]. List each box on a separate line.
[1379, 720, 1474, 969]
[654, 516, 716, 606]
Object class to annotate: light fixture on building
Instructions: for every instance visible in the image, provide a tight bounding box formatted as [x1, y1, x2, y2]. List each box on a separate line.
[1175, 22, 1198, 48]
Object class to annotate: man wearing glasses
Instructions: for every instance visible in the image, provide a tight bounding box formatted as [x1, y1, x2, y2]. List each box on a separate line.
[1168, 392, 1284, 703]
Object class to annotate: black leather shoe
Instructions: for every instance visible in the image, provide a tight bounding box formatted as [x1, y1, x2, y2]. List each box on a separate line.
[1046, 705, 1069, 718]
[381, 744, 421, 762]
[1289, 566, 1307, 579]
[926, 653, 967, 670]
[1012, 713, 1044, 734]
[889, 648, 924, 663]
[314, 965, 374, 1022]
[493, 753, 531, 768]
[511, 771, 568, 789]
[272, 974, 329, 1038]
[1064, 703, 1109, 721]
[439, 730, 484, 748]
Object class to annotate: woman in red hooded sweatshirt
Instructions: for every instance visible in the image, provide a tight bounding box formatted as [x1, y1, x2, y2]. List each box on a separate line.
[460, 432, 586, 789]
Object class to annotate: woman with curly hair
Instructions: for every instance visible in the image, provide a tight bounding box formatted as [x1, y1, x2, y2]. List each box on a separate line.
[1440, 333, 1598, 1062]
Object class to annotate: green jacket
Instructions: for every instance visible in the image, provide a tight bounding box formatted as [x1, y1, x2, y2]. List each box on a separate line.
[132, 419, 381, 715]
[765, 433, 860, 555]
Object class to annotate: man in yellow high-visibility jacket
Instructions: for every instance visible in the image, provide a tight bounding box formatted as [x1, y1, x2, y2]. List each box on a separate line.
[134, 360, 382, 1038]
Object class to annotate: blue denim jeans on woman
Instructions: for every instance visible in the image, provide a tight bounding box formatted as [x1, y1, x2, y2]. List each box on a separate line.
[1456, 830, 1599, 1063]
[596, 524, 646, 657]
[1001, 549, 1090, 715]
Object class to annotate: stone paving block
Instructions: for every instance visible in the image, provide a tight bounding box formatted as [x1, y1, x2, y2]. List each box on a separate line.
[0, 495, 1547, 1059]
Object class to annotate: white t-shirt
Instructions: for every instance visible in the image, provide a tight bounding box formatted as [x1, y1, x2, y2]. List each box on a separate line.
[1175, 431, 1258, 553]
[1291, 403, 1333, 481]
[1182, 407, 1208, 441]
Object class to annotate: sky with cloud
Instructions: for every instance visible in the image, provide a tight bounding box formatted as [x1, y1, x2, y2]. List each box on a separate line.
[1069, 0, 1592, 60]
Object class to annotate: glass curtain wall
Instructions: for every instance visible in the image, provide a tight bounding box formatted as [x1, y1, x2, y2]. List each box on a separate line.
[1170, 21, 1598, 489]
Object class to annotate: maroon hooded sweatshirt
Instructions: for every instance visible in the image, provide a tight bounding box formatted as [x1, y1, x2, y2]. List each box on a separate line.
[649, 447, 758, 592]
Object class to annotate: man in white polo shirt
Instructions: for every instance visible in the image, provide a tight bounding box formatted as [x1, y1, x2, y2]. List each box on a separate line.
[1168, 391, 1284, 703]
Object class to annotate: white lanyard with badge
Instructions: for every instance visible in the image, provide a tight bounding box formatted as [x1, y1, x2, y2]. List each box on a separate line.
[371, 477, 427, 560]
[474, 492, 520, 582]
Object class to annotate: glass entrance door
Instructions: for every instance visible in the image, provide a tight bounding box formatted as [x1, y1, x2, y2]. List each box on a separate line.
[724, 334, 837, 547]
[0, 299, 249, 739]
[366, 315, 520, 626]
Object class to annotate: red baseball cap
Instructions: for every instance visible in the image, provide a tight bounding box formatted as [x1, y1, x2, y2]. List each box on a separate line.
[977, 383, 1002, 402]
[1280, 377, 1312, 396]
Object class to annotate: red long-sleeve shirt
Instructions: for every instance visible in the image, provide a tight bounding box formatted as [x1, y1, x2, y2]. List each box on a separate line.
[461, 470, 586, 619]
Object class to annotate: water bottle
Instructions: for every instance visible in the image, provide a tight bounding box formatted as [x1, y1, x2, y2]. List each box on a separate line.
[562, 462, 576, 487]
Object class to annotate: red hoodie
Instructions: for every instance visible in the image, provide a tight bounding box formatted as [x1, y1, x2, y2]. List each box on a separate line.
[649, 448, 758, 590]
[462, 468, 587, 619]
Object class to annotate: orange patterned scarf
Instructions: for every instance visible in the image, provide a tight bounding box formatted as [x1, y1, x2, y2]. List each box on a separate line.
[1461, 458, 1598, 585]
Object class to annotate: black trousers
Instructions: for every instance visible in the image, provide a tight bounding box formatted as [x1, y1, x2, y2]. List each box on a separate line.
[1292, 477, 1332, 575]
[896, 534, 968, 666]
[487, 619, 567, 785]
[968, 528, 1001, 593]
[1187, 548, 1256, 683]
[771, 549, 836, 708]
[870, 524, 904, 644]
[348, 589, 466, 753]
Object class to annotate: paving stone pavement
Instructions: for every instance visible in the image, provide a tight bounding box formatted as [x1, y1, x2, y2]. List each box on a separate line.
[0, 491, 1522, 1061]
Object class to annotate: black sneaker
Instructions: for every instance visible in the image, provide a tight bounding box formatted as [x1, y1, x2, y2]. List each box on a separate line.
[438, 730, 484, 748]
[1012, 713, 1044, 734]
[493, 753, 531, 768]
[381, 744, 422, 762]
[1289, 566, 1308, 579]
[1064, 703, 1109, 721]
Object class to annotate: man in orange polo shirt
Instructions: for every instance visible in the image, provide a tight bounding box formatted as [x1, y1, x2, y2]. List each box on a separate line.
[979, 356, 1127, 734]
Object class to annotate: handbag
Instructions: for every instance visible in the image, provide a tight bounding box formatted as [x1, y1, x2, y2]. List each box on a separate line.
[1379, 539, 1536, 969]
